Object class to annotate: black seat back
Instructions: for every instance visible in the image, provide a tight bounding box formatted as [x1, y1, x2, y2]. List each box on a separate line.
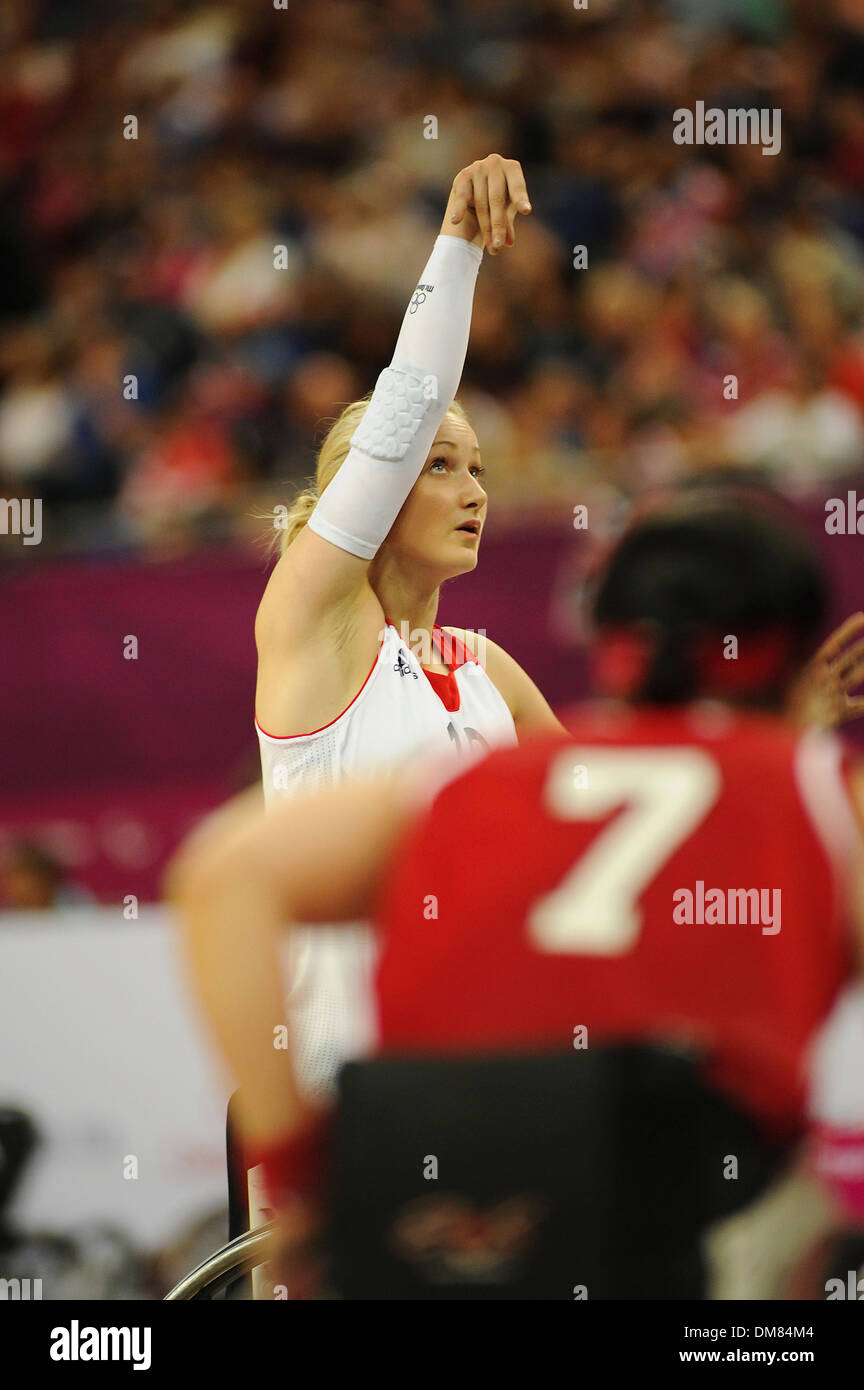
[324, 1045, 791, 1300]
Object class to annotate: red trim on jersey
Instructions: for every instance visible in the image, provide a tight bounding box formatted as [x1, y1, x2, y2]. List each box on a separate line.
[418, 625, 480, 713]
[432, 625, 479, 671]
[382, 618, 479, 714]
[254, 627, 387, 741]
[420, 666, 461, 712]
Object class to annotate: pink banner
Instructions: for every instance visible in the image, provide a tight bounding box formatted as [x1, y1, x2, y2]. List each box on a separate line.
[2, 502, 859, 903]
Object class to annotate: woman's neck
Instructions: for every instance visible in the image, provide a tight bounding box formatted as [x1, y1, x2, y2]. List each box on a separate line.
[371, 559, 441, 638]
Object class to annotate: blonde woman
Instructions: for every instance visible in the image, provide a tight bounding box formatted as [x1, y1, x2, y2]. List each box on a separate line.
[255, 155, 562, 784]
[253, 156, 564, 1102]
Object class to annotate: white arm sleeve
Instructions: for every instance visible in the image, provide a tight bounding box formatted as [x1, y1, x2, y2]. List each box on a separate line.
[306, 234, 484, 560]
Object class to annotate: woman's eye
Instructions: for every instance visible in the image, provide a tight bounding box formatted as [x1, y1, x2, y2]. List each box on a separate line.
[429, 458, 485, 478]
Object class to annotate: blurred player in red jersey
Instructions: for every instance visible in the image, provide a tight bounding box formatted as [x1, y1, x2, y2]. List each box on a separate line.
[167, 488, 864, 1295]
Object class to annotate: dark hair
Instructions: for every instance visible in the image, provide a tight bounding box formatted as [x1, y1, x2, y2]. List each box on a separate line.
[589, 489, 828, 708]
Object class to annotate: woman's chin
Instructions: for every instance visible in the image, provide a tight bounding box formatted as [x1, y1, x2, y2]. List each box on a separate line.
[442, 546, 481, 578]
[406, 538, 482, 581]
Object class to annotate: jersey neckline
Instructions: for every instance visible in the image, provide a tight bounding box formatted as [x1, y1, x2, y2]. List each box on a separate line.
[387, 617, 479, 714]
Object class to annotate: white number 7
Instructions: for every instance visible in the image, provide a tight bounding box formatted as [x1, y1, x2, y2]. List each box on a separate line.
[527, 748, 721, 956]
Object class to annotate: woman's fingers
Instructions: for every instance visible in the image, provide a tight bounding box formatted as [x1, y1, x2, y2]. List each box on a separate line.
[836, 650, 864, 692]
[503, 158, 532, 215]
[797, 614, 864, 725]
[816, 614, 864, 707]
[486, 162, 510, 252]
[448, 169, 474, 225]
[815, 613, 864, 667]
[479, 157, 531, 251]
[448, 155, 532, 252]
[470, 167, 493, 252]
[831, 640, 864, 687]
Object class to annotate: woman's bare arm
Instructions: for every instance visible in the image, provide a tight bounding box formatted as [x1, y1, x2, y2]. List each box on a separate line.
[255, 156, 531, 730]
[165, 771, 420, 1148]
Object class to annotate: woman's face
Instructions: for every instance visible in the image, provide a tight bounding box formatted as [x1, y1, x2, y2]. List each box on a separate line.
[384, 416, 487, 577]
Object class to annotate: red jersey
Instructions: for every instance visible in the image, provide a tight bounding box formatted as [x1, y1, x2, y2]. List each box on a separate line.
[371, 704, 862, 1137]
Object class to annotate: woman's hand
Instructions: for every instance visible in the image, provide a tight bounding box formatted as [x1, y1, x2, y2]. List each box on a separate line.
[265, 1196, 327, 1300]
[787, 613, 864, 729]
[441, 153, 532, 255]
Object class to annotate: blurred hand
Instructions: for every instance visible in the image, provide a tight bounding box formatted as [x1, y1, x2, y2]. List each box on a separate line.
[787, 613, 864, 729]
[263, 1196, 326, 1300]
[440, 154, 532, 255]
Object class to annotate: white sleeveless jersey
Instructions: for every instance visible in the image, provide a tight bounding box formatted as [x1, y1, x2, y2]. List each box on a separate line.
[256, 620, 516, 799]
[255, 621, 517, 1097]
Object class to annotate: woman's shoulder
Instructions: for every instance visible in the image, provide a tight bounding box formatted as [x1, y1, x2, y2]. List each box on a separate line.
[441, 625, 515, 696]
[442, 626, 564, 735]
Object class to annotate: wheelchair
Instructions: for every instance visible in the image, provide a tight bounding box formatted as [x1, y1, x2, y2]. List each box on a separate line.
[165, 1041, 796, 1300]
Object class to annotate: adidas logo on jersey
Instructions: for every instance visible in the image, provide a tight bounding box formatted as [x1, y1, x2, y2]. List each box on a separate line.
[394, 651, 419, 680]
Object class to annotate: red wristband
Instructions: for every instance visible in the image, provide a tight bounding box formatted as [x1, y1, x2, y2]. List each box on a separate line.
[242, 1115, 331, 1212]
[812, 1121, 864, 1226]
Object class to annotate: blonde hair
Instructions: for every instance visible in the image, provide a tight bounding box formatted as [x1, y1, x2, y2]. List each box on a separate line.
[264, 395, 472, 559]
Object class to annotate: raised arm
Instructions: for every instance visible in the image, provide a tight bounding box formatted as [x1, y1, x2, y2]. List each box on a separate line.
[255, 156, 531, 663]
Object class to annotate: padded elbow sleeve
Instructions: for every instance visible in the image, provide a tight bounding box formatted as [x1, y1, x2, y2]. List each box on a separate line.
[307, 235, 482, 560]
[307, 366, 443, 560]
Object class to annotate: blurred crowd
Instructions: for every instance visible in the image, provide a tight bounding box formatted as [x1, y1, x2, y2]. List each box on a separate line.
[0, 0, 863, 560]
